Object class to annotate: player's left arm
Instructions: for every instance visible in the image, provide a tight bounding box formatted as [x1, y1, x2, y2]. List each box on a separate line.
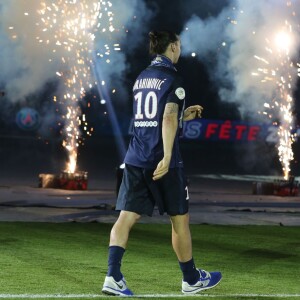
[171, 75, 203, 122]
[183, 105, 203, 121]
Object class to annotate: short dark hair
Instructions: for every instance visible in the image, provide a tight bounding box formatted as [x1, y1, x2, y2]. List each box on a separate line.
[149, 30, 179, 55]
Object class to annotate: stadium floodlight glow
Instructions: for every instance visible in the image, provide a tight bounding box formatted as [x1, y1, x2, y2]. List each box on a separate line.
[92, 53, 127, 162]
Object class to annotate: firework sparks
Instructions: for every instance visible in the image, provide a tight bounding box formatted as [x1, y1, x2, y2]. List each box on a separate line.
[252, 4, 298, 179]
[179, 0, 300, 177]
[37, 0, 115, 173]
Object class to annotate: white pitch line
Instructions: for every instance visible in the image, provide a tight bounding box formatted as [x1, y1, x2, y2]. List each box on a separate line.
[0, 294, 300, 299]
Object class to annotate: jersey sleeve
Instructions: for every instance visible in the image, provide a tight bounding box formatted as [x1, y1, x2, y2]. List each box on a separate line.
[166, 75, 186, 105]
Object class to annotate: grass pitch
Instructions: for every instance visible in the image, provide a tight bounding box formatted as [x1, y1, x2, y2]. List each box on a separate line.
[0, 222, 299, 300]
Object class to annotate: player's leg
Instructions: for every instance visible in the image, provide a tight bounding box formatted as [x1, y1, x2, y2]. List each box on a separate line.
[170, 213, 222, 294]
[108, 210, 140, 279]
[159, 168, 222, 294]
[170, 213, 192, 261]
[110, 210, 140, 248]
[102, 165, 155, 296]
[102, 211, 140, 296]
[170, 213, 199, 282]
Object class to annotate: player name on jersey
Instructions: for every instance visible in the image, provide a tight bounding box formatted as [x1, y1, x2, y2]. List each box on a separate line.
[133, 78, 166, 91]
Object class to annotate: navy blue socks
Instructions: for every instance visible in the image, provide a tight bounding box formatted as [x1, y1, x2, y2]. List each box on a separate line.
[108, 247, 199, 285]
[179, 258, 200, 285]
[107, 245, 125, 282]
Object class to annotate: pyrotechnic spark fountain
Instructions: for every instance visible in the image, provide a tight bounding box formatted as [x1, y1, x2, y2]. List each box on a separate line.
[251, 5, 299, 180]
[37, 0, 115, 173]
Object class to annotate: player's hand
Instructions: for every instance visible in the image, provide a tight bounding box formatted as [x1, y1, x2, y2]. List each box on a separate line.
[153, 157, 171, 180]
[183, 105, 203, 121]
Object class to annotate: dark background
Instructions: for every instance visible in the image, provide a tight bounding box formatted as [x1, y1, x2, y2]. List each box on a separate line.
[0, 0, 299, 184]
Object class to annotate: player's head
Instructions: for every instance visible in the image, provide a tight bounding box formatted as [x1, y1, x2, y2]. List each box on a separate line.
[149, 30, 181, 64]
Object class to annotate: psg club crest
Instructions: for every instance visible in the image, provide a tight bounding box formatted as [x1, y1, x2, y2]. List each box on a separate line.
[16, 107, 40, 131]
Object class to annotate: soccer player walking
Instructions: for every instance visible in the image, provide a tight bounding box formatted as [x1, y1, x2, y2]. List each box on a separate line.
[102, 30, 222, 296]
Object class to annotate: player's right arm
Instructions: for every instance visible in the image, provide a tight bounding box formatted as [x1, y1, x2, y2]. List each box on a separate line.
[153, 102, 178, 180]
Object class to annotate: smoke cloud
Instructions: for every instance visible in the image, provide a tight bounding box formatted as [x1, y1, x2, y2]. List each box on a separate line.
[0, 1, 57, 102]
[180, 0, 300, 175]
[0, 0, 152, 103]
[180, 0, 300, 120]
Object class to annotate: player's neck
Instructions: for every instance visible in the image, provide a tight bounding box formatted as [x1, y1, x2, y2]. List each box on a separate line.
[159, 53, 174, 64]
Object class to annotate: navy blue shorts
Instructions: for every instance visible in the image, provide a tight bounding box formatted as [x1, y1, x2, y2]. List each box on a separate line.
[116, 164, 189, 216]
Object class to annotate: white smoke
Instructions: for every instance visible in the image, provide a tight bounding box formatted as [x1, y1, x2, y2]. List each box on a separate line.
[0, 1, 59, 102]
[93, 0, 153, 98]
[0, 0, 152, 103]
[180, 0, 300, 120]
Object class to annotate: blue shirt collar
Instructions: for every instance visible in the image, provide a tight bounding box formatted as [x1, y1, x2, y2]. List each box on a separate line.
[150, 55, 177, 71]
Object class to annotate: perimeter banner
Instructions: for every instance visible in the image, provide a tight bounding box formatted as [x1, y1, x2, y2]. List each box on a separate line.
[182, 119, 299, 143]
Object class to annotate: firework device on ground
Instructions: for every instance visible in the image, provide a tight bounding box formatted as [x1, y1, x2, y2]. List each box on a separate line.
[252, 176, 299, 196]
[39, 171, 88, 190]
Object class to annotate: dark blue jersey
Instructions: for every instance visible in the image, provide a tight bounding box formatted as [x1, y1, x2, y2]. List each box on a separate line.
[124, 55, 186, 169]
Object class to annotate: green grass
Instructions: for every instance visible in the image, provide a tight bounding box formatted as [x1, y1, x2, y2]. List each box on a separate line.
[0, 222, 299, 300]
